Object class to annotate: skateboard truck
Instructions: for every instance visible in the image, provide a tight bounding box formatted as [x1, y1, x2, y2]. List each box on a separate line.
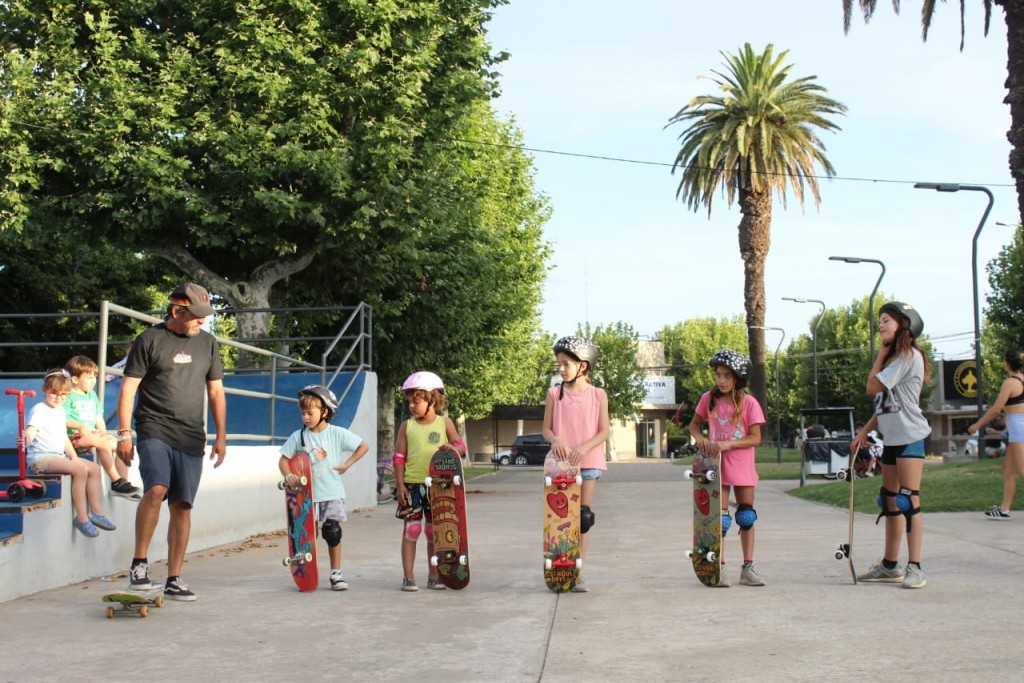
[684, 469, 716, 482]
[544, 474, 582, 489]
[685, 548, 717, 563]
[544, 553, 583, 570]
[283, 552, 314, 567]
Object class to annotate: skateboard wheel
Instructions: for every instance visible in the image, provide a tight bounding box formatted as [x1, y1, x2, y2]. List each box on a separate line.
[453, 475, 462, 486]
[106, 606, 115, 619]
[835, 550, 845, 561]
[684, 469, 694, 480]
[277, 481, 286, 490]
[424, 476, 433, 487]
[575, 559, 583, 569]
[544, 476, 552, 487]
[139, 605, 148, 618]
[303, 552, 313, 563]
[299, 476, 308, 486]
[705, 470, 716, 482]
[430, 555, 439, 567]
[459, 555, 468, 566]
[544, 558, 552, 570]
[706, 551, 717, 562]
[685, 550, 694, 559]
[154, 597, 164, 608]
[837, 469, 847, 481]
[283, 557, 292, 567]
[574, 475, 582, 486]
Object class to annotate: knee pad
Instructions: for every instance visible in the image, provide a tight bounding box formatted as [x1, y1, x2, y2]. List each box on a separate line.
[875, 487, 918, 530]
[736, 504, 757, 531]
[721, 512, 732, 535]
[322, 519, 342, 548]
[581, 505, 595, 534]
[403, 521, 422, 542]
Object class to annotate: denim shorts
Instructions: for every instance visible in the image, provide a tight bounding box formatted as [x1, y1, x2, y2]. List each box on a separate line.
[880, 439, 926, 466]
[580, 468, 604, 481]
[137, 438, 204, 507]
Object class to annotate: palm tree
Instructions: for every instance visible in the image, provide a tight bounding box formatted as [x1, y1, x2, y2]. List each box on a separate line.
[668, 43, 846, 412]
[843, 0, 1024, 223]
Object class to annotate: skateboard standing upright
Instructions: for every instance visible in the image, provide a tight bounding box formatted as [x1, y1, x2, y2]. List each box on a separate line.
[685, 450, 724, 587]
[543, 455, 582, 593]
[425, 446, 470, 589]
[279, 450, 318, 592]
[834, 447, 858, 584]
[1, 388, 47, 502]
[102, 586, 164, 618]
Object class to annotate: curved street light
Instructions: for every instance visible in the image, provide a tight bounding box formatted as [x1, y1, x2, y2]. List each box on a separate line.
[783, 297, 826, 408]
[828, 256, 886, 363]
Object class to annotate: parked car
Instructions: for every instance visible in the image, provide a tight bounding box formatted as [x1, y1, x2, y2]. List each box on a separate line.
[491, 449, 512, 466]
[508, 433, 551, 466]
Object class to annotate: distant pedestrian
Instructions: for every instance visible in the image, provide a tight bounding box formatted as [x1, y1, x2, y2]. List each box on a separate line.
[688, 349, 766, 587]
[969, 348, 1024, 520]
[851, 301, 931, 589]
[543, 335, 610, 593]
[116, 283, 227, 602]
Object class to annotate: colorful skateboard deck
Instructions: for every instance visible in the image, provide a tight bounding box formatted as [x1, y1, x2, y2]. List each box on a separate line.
[280, 450, 318, 592]
[686, 450, 724, 587]
[426, 446, 470, 589]
[103, 587, 164, 618]
[543, 455, 582, 593]
[835, 452, 858, 584]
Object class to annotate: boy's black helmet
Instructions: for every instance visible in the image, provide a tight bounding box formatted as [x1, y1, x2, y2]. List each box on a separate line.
[879, 301, 924, 339]
[553, 336, 598, 366]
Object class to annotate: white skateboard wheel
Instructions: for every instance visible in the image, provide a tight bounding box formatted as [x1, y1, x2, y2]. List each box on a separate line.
[705, 470, 716, 481]
[544, 558, 552, 570]
[454, 475, 462, 486]
[544, 476, 552, 487]
[299, 476, 308, 486]
[424, 476, 433, 487]
[574, 475, 582, 486]
[706, 551, 717, 562]
[277, 481, 286, 490]
[459, 555, 467, 566]
[684, 470, 694, 480]
[685, 550, 694, 559]
[304, 552, 313, 563]
[837, 470, 847, 481]
[575, 559, 583, 569]
[430, 555, 439, 567]
[282, 557, 292, 567]
[835, 549, 845, 560]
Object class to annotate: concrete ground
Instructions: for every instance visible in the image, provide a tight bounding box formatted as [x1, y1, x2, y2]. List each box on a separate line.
[1, 460, 1021, 682]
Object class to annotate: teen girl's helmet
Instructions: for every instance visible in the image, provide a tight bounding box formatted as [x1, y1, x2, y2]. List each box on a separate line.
[879, 301, 924, 340]
[402, 371, 445, 394]
[298, 385, 339, 419]
[553, 336, 598, 367]
[709, 349, 751, 381]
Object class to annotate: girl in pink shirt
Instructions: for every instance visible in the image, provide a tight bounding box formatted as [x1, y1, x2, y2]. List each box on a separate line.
[688, 350, 766, 587]
[543, 336, 610, 593]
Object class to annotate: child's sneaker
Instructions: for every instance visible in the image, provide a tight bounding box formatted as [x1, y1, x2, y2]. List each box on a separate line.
[129, 561, 154, 590]
[570, 578, 589, 593]
[715, 574, 731, 588]
[73, 518, 100, 538]
[984, 506, 1011, 520]
[857, 561, 904, 583]
[111, 478, 141, 500]
[330, 572, 349, 591]
[88, 512, 116, 531]
[401, 577, 419, 592]
[903, 563, 927, 589]
[427, 576, 447, 590]
[164, 577, 197, 602]
[739, 563, 766, 586]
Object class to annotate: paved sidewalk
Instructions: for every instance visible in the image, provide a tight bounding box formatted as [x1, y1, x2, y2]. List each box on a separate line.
[1, 461, 1021, 682]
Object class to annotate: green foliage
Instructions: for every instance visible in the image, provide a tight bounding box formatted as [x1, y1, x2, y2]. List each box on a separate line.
[658, 315, 749, 415]
[578, 322, 645, 420]
[984, 224, 1024, 355]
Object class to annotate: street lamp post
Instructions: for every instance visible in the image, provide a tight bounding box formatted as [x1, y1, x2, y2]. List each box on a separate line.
[914, 182, 995, 423]
[828, 256, 886, 363]
[782, 297, 826, 408]
[750, 325, 785, 464]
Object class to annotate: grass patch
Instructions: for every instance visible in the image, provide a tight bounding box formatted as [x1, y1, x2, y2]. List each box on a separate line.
[788, 457, 1009, 513]
[464, 466, 492, 480]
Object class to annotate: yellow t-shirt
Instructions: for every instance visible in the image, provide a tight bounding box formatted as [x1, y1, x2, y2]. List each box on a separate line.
[403, 415, 446, 483]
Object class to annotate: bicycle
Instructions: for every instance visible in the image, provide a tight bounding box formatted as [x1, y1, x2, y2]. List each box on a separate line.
[377, 456, 397, 505]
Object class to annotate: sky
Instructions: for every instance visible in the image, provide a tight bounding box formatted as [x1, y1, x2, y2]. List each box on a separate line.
[484, 0, 1017, 360]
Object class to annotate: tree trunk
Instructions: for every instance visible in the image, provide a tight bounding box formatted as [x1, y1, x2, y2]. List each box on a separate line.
[997, 0, 1024, 223]
[737, 187, 772, 420]
[378, 389, 396, 467]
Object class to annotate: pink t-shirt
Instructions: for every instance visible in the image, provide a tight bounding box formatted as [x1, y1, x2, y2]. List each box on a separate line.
[547, 384, 607, 470]
[695, 391, 765, 486]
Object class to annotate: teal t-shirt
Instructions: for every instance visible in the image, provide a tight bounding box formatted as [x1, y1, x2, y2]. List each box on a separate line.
[65, 389, 102, 434]
[280, 424, 365, 503]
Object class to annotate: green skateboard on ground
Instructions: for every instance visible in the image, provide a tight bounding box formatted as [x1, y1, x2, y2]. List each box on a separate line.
[103, 586, 164, 618]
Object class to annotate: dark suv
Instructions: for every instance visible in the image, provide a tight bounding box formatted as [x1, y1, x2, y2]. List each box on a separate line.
[508, 433, 551, 466]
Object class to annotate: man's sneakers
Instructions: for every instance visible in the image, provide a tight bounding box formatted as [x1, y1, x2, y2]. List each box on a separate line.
[330, 572, 349, 591]
[111, 478, 141, 501]
[857, 560, 905, 583]
[985, 506, 1011, 520]
[129, 561, 154, 590]
[164, 576, 197, 602]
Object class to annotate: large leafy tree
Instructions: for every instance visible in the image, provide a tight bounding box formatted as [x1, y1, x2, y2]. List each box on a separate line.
[580, 321, 646, 421]
[842, 0, 1024, 222]
[983, 223, 1024, 396]
[658, 315, 749, 418]
[668, 43, 846, 414]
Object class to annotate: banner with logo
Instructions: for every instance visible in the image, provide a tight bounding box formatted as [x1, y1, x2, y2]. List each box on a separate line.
[942, 359, 979, 405]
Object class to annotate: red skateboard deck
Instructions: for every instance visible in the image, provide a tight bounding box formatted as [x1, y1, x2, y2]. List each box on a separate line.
[543, 455, 582, 593]
[685, 450, 724, 587]
[426, 446, 470, 589]
[280, 451, 318, 592]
